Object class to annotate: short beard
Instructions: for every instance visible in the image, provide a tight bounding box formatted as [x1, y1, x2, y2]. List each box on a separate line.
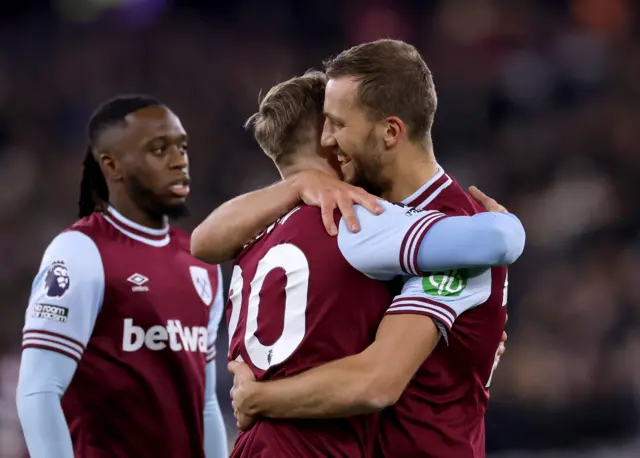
[127, 175, 190, 222]
[349, 129, 392, 198]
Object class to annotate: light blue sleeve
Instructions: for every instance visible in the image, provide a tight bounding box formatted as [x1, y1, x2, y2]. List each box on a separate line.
[203, 267, 228, 458]
[17, 350, 76, 458]
[416, 212, 525, 272]
[17, 230, 104, 458]
[22, 230, 104, 360]
[337, 201, 525, 280]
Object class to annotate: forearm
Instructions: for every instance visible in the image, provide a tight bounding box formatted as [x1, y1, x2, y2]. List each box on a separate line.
[191, 180, 300, 263]
[417, 212, 525, 271]
[237, 316, 438, 421]
[18, 391, 74, 458]
[204, 398, 228, 458]
[203, 363, 228, 458]
[16, 350, 76, 458]
[246, 355, 379, 419]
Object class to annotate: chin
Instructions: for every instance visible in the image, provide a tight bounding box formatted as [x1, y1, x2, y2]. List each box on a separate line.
[164, 201, 190, 219]
[341, 164, 356, 184]
[147, 198, 189, 220]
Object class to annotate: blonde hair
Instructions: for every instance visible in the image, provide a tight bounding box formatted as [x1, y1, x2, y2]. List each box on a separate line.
[245, 70, 327, 165]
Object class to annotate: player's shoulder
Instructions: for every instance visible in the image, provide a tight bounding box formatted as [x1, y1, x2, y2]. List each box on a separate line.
[69, 211, 110, 236]
[260, 204, 327, 239]
[45, 229, 100, 258]
[273, 204, 343, 241]
[36, 229, 103, 295]
[169, 225, 191, 250]
[426, 177, 484, 216]
[237, 204, 336, 261]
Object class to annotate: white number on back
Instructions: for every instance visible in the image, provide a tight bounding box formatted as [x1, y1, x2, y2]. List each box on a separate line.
[486, 273, 508, 388]
[227, 243, 310, 370]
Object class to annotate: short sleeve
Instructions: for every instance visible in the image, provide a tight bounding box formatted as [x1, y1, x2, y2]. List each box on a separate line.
[22, 231, 105, 363]
[387, 268, 492, 332]
[337, 200, 447, 280]
[206, 267, 224, 363]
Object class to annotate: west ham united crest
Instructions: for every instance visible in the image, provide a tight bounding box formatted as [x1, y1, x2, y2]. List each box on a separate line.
[189, 266, 213, 306]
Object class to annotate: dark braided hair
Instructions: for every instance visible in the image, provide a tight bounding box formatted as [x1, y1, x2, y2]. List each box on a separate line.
[78, 94, 163, 218]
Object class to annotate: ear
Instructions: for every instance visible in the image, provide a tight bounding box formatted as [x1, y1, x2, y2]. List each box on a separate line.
[383, 116, 405, 148]
[99, 152, 123, 181]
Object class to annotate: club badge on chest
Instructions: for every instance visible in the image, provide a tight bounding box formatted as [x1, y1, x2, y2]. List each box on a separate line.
[189, 266, 213, 306]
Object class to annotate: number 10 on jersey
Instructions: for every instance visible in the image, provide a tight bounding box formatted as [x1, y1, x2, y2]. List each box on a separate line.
[227, 244, 310, 371]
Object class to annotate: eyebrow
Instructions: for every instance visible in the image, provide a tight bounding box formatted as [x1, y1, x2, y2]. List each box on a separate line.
[324, 112, 345, 125]
[145, 133, 188, 144]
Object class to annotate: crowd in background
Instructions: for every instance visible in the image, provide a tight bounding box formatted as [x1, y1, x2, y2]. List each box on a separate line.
[1, 0, 639, 456]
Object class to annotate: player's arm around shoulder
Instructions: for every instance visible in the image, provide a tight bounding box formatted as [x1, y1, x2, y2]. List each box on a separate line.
[336, 200, 448, 279]
[337, 189, 526, 278]
[191, 170, 382, 264]
[191, 181, 301, 264]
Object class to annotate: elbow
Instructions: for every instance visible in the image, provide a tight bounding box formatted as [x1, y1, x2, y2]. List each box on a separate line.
[366, 387, 401, 411]
[354, 376, 403, 412]
[190, 226, 225, 264]
[189, 226, 209, 261]
[491, 215, 526, 265]
[15, 389, 24, 420]
[15, 386, 34, 423]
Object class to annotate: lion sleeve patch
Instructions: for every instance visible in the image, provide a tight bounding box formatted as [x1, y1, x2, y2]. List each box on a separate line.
[22, 231, 105, 362]
[43, 260, 71, 299]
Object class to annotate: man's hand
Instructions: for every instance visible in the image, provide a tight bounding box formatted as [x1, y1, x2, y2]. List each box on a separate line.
[289, 170, 383, 236]
[229, 361, 259, 431]
[494, 330, 507, 372]
[468, 186, 508, 213]
[493, 315, 508, 372]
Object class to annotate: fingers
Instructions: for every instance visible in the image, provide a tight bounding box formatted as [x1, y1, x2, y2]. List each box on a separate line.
[228, 361, 238, 374]
[319, 196, 339, 236]
[468, 186, 494, 208]
[468, 186, 507, 213]
[468, 186, 486, 201]
[336, 196, 360, 233]
[353, 191, 383, 216]
[237, 415, 255, 431]
[333, 187, 383, 234]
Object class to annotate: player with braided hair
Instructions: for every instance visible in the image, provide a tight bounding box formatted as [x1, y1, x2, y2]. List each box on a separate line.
[16, 95, 228, 458]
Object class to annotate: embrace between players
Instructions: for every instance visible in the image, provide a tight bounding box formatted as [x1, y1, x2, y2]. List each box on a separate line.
[17, 39, 525, 458]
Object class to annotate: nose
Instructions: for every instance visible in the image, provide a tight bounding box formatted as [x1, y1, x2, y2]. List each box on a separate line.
[321, 120, 336, 147]
[169, 146, 188, 170]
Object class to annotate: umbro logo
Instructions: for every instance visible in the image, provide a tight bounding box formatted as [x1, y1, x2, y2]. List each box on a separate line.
[127, 273, 149, 292]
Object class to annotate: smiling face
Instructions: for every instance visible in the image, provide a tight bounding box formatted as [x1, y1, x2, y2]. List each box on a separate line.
[97, 105, 190, 218]
[321, 39, 439, 196]
[321, 76, 392, 196]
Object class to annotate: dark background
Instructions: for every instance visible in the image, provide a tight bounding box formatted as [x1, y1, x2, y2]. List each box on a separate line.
[1, 0, 639, 456]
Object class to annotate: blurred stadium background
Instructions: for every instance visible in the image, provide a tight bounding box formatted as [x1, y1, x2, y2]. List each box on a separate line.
[1, 0, 639, 456]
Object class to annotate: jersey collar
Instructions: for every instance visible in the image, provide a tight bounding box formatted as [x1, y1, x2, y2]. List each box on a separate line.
[401, 165, 452, 209]
[103, 205, 171, 247]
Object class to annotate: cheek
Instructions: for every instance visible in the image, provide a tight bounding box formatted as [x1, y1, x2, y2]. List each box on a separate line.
[125, 161, 157, 188]
[335, 131, 357, 151]
[341, 162, 356, 184]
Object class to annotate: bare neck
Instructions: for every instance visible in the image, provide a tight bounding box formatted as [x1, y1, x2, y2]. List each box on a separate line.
[278, 156, 339, 180]
[383, 143, 439, 202]
[107, 188, 167, 229]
